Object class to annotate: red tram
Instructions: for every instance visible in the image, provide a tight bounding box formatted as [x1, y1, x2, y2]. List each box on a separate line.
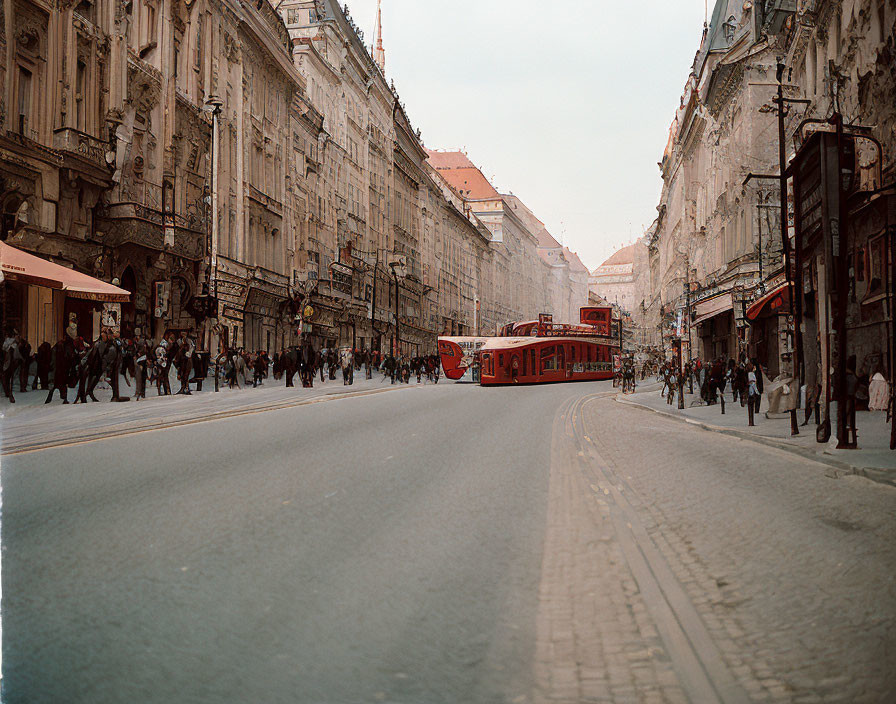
[439, 306, 622, 386]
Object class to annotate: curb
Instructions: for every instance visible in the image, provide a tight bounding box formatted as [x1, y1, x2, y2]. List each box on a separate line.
[614, 393, 896, 488]
[2, 385, 417, 455]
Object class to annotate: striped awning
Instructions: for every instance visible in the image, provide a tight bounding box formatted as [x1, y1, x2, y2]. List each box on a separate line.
[692, 293, 733, 326]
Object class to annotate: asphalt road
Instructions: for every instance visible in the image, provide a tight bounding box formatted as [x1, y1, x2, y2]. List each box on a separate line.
[2, 380, 596, 704]
[3, 380, 894, 704]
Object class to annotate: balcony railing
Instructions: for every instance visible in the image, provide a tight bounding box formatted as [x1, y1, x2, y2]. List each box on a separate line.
[53, 127, 109, 169]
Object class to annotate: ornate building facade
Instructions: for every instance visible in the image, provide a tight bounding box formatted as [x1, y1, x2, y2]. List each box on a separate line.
[638, 0, 894, 385]
[2, 0, 592, 354]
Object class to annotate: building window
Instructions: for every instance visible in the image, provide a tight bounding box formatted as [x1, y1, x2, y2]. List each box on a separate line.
[17, 66, 32, 136]
[76, 59, 87, 131]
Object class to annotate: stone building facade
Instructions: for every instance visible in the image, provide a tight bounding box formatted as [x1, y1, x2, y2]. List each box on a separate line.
[590, 240, 656, 349]
[1, 0, 591, 354]
[637, 0, 894, 387]
[426, 150, 589, 330]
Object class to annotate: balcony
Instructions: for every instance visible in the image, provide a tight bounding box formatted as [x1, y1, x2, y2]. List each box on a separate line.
[53, 127, 109, 170]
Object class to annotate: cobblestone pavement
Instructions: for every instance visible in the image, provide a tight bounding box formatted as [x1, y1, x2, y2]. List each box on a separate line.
[535, 392, 896, 704]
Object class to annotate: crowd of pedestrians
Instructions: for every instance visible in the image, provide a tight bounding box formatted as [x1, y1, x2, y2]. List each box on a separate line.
[657, 353, 765, 425]
[1, 323, 443, 405]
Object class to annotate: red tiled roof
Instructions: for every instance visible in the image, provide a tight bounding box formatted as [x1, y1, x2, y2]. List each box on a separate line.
[425, 149, 477, 170]
[431, 167, 500, 201]
[426, 150, 500, 200]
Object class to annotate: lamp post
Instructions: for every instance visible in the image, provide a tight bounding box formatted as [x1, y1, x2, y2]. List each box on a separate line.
[389, 261, 400, 356]
[202, 95, 223, 389]
[370, 252, 380, 353]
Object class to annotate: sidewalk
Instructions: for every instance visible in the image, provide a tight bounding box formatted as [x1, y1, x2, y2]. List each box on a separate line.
[617, 381, 896, 487]
[0, 370, 425, 454]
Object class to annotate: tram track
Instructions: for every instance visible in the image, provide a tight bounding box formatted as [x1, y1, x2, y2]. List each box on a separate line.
[1, 385, 417, 456]
[559, 392, 751, 704]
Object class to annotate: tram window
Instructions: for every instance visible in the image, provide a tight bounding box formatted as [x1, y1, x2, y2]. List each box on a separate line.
[522, 349, 528, 376]
[531, 349, 536, 375]
[541, 345, 557, 372]
[571, 346, 576, 363]
[498, 353, 504, 368]
[558, 345, 565, 370]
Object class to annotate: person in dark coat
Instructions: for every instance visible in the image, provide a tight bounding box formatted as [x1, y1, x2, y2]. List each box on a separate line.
[327, 349, 337, 380]
[252, 350, 266, 387]
[17, 338, 32, 393]
[708, 358, 725, 405]
[133, 331, 150, 400]
[383, 354, 396, 384]
[45, 338, 74, 404]
[733, 362, 748, 406]
[34, 341, 52, 390]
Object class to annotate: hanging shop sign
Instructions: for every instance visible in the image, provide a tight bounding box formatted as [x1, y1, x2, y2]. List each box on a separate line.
[330, 262, 353, 295]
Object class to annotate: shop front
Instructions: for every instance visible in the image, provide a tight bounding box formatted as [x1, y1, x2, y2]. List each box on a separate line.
[692, 292, 736, 360]
[1, 242, 130, 344]
[745, 278, 791, 379]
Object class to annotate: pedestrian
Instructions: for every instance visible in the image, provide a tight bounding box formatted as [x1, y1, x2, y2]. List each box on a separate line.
[341, 347, 354, 385]
[133, 330, 149, 400]
[733, 361, 747, 406]
[751, 358, 764, 415]
[33, 340, 52, 391]
[253, 350, 266, 387]
[746, 362, 758, 426]
[44, 337, 73, 404]
[666, 367, 677, 405]
[869, 365, 889, 411]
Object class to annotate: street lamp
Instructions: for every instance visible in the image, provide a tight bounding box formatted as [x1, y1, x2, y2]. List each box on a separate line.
[202, 95, 223, 389]
[202, 95, 224, 297]
[389, 261, 401, 356]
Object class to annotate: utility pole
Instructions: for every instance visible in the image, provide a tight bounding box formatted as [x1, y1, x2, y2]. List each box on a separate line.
[833, 112, 853, 448]
[390, 262, 400, 356]
[370, 251, 379, 353]
[775, 62, 800, 436]
[686, 262, 694, 395]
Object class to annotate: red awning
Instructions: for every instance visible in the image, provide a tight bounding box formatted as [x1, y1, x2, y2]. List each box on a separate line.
[0, 242, 131, 302]
[746, 282, 790, 321]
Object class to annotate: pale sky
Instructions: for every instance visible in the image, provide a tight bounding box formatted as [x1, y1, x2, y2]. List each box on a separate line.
[346, 0, 708, 271]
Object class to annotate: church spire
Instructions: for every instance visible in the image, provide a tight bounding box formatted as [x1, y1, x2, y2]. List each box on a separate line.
[373, 0, 386, 73]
